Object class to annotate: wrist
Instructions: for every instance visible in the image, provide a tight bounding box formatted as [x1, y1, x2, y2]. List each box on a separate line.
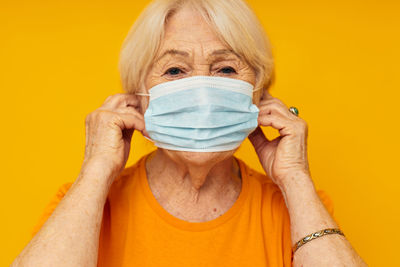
[278, 172, 340, 248]
[80, 157, 121, 189]
[277, 170, 315, 194]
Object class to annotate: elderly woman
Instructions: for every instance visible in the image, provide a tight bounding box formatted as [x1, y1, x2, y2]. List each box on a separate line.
[12, 0, 367, 266]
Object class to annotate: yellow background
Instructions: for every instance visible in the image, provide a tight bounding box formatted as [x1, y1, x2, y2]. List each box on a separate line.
[1, 0, 398, 265]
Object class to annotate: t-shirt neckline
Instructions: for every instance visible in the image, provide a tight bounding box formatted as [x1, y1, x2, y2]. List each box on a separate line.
[138, 153, 250, 232]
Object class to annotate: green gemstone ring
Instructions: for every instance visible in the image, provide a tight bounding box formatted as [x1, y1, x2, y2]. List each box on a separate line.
[289, 106, 299, 116]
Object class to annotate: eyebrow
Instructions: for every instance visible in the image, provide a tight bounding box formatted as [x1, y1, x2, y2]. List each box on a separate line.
[155, 49, 189, 63]
[210, 49, 240, 58]
[154, 48, 240, 63]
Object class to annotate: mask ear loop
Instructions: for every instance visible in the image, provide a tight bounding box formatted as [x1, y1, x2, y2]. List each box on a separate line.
[251, 86, 262, 102]
[135, 92, 151, 96]
[143, 135, 154, 142]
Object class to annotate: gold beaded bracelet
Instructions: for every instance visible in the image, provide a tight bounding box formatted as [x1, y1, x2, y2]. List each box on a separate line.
[292, 228, 345, 253]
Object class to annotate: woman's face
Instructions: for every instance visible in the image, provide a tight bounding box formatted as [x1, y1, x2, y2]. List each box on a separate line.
[145, 6, 256, 91]
[142, 6, 257, 165]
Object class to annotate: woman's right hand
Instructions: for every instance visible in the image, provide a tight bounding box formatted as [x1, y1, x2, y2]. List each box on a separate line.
[82, 93, 146, 184]
[11, 93, 145, 267]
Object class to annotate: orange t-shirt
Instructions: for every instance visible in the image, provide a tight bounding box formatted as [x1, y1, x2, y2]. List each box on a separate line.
[31, 152, 335, 267]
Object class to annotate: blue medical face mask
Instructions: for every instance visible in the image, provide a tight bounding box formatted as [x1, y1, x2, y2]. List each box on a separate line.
[136, 76, 260, 152]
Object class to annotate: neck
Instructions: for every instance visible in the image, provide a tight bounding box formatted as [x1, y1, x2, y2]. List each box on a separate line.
[145, 149, 241, 205]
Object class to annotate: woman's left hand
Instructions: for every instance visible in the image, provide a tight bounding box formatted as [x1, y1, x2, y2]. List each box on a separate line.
[248, 91, 311, 189]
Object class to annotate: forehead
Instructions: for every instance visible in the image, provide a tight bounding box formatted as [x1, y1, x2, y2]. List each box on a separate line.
[160, 6, 228, 55]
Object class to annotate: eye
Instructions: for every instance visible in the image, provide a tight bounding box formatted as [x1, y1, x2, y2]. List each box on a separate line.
[164, 67, 184, 76]
[218, 67, 237, 74]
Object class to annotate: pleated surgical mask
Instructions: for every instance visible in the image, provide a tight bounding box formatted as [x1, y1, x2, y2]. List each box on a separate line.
[136, 76, 260, 152]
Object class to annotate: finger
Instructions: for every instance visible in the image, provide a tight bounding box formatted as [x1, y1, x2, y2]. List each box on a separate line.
[259, 96, 292, 117]
[102, 93, 140, 110]
[258, 112, 297, 136]
[259, 97, 287, 108]
[116, 107, 145, 134]
[114, 112, 145, 132]
[258, 101, 294, 119]
[259, 95, 288, 108]
[116, 106, 144, 119]
[115, 107, 150, 138]
[248, 126, 270, 150]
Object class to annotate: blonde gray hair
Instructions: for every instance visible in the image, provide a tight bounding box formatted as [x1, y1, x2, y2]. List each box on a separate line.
[118, 0, 274, 100]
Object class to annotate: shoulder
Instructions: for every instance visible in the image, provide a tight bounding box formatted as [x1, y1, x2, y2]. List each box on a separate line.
[30, 181, 73, 237]
[236, 157, 283, 202]
[51, 155, 146, 199]
[55, 181, 74, 196]
[31, 154, 151, 238]
[111, 153, 148, 190]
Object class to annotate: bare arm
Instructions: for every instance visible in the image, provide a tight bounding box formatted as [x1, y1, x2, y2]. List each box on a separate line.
[12, 160, 113, 267]
[280, 171, 367, 266]
[249, 91, 367, 266]
[12, 93, 145, 267]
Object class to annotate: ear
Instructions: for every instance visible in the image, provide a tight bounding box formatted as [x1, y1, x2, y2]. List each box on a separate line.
[260, 70, 275, 101]
[139, 97, 149, 115]
[138, 82, 150, 115]
[253, 87, 263, 106]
